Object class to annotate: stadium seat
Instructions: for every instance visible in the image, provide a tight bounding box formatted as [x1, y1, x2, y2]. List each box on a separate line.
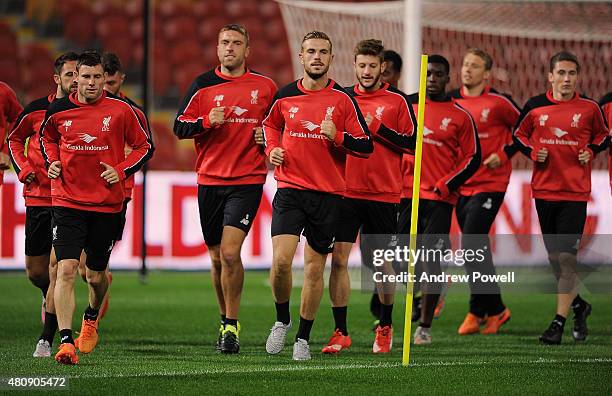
[174, 62, 205, 93]
[0, 59, 21, 90]
[164, 15, 199, 44]
[152, 60, 173, 97]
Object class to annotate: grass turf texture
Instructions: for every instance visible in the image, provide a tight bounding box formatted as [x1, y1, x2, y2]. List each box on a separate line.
[0, 271, 611, 395]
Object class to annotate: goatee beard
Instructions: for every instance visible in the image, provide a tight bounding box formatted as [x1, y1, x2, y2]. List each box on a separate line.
[306, 70, 326, 80]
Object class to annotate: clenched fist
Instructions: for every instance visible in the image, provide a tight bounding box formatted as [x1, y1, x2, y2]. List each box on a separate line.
[269, 147, 285, 166]
[208, 107, 226, 127]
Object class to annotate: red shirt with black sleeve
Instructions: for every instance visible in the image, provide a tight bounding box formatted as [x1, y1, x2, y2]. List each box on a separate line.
[449, 86, 521, 195]
[174, 67, 277, 186]
[401, 96, 481, 205]
[7, 94, 55, 206]
[40, 91, 154, 213]
[262, 79, 373, 195]
[345, 83, 416, 203]
[600, 92, 612, 194]
[0, 81, 23, 185]
[513, 91, 609, 202]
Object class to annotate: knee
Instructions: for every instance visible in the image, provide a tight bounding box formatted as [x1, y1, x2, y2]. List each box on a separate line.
[331, 254, 348, 272]
[25, 257, 48, 283]
[220, 244, 241, 267]
[304, 262, 324, 283]
[57, 261, 78, 282]
[273, 254, 293, 276]
[86, 269, 106, 286]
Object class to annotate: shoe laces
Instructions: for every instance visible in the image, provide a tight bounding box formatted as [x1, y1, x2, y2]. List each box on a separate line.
[376, 326, 391, 343]
[81, 319, 98, 338]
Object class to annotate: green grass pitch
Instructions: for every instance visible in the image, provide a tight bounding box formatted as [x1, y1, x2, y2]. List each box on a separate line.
[0, 271, 611, 395]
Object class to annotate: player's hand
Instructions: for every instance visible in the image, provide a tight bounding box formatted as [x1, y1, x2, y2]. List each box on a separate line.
[254, 127, 265, 146]
[536, 147, 548, 163]
[208, 107, 226, 127]
[0, 152, 10, 170]
[269, 147, 285, 166]
[24, 172, 36, 185]
[320, 113, 337, 141]
[48, 161, 62, 179]
[364, 112, 374, 127]
[483, 153, 501, 169]
[578, 149, 591, 165]
[100, 162, 119, 184]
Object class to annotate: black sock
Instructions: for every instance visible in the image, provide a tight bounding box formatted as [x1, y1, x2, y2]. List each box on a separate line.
[275, 301, 290, 325]
[418, 322, 431, 329]
[370, 293, 382, 318]
[332, 306, 348, 335]
[41, 283, 49, 299]
[379, 303, 393, 327]
[221, 314, 226, 326]
[571, 295, 587, 311]
[225, 318, 238, 327]
[295, 316, 314, 342]
[39, 312, 58, 345]
[59, 329, 74, 345]
[84, 305, 99, 321]
[553, 314, 566, 327]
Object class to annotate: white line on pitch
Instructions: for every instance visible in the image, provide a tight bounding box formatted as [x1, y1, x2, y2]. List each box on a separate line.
[65, 357, 612, 379]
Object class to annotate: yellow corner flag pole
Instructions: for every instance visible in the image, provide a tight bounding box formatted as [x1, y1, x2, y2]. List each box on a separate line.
[402, 54, 428, 366]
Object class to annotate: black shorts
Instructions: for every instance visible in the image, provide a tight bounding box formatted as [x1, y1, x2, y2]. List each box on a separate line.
[25, 206, 53, 256]
[198, 184, 263, 246]
[271, 188, 341, 254]
[116, 198, 131, 241]
[336, 198, 397, 243]
[535, 199, 587, 254]
[456, 192, 505, 234]
[397, 198, 412, 234]
[52, 206, 121, 271]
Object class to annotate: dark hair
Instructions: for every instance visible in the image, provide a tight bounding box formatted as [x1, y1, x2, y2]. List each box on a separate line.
[383, 50, 402, 73]
[77, 50, 102, 70]
[550, 51, 580, 73]
[219, 24, 249, 46]
[354, 39, 384, 61]
[102, 52, 123, 75]
[54, 51, 79, 75]
[429, 54, 450, 74]
[301, 31, 332, 52]
[465, 48, 493, 70]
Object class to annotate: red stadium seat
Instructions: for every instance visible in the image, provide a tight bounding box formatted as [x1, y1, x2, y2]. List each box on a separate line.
[174, 62, 205, 94]
[170, 41, 205, 68]
[152, 60, 172, 97]
[0, 59, 21, 90]
[164, 15, 199, 44]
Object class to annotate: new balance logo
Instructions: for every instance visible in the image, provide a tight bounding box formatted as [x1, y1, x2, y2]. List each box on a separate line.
[289, 107, 299, 118]
[300, 120, 320, 132]
[108, 240, 115, 252]
[440, 118, 451, 131]
[78, 133, 97, 143]
[251, 90, 259, 104]
[214, 95, 224, 106]
[482, 198, 493, 210]
[62, 120, 72, 131]
[102, 116, 111, 132]
[375, 106, 385, 120]
[480, 108, 490, 122]
[61, 336, 69, 343]
[328, 237, 335, 250]
[231, 106, 248, 116]
[539, 114, 549, 126]
[571, 113, 581, 128]
[240, 214, 250, 226]
[52, 226, 57, 241]
[552, 128, 568, 138]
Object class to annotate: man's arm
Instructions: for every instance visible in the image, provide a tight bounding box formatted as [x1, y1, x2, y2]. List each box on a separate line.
[7, 106, 36, 182]
[114, 106, 155, 180]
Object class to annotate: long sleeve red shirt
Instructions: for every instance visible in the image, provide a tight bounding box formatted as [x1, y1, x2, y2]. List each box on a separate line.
[449, 86, 520, 195]
[514, 91, 609, 202]
[40, 91, 154, 213]
[174, 67, 277, 186]
[8, 94, 55, 206]
[401, 96, 481, 205]
[262, 79, 373, 194]
[0, 81, 23, 185]
[344, 83, 416, 203]
[600, 92, 612, 194]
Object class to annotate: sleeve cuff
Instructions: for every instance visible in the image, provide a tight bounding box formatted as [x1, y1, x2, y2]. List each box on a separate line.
[17, 164, 34, 182]
[333, 130, 344, 146]
[264, 144, 277, 157]
[435, 180, 450, 199]
[202, 116, 212, 130]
